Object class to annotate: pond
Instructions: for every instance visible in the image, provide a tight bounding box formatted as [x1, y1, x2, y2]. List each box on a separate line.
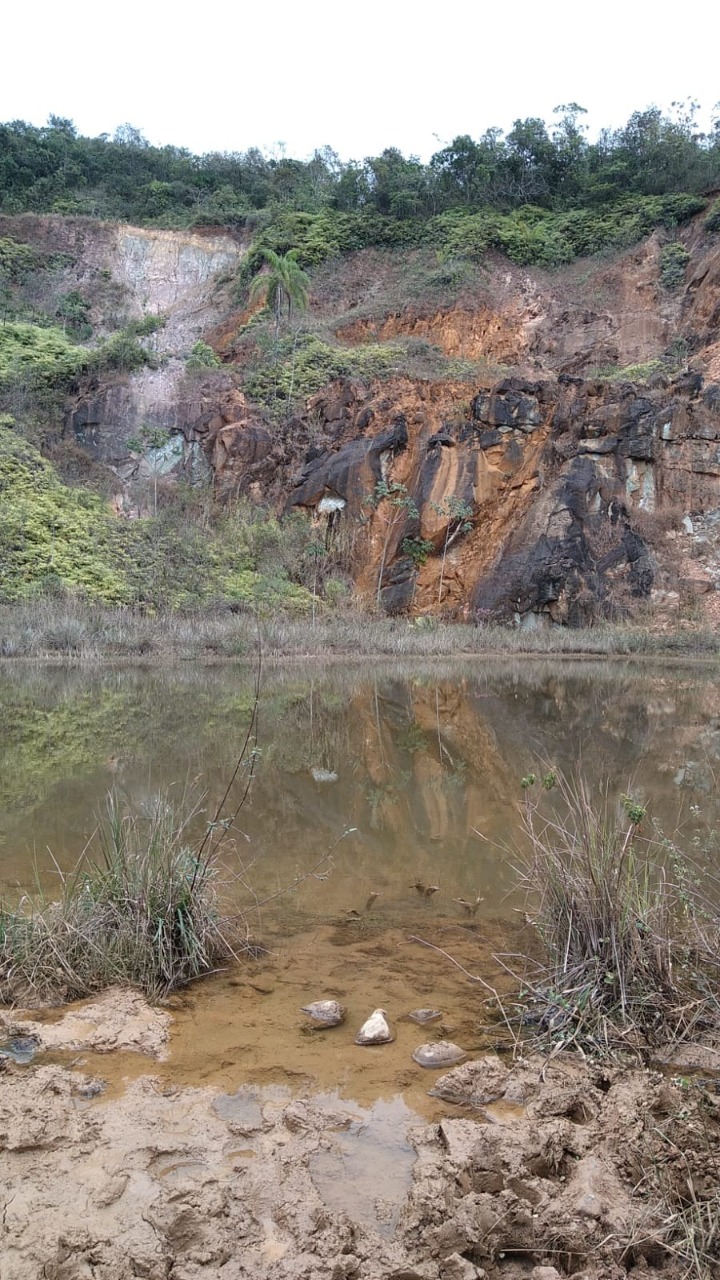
[1, 658, 718, 915]
[2, 658, 719, 1123]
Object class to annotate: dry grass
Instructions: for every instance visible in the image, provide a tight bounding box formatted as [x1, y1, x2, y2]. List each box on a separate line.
[511, 772, 720, 1058]
[0, 791, 248, 1003]
[2, 598, 720, 661]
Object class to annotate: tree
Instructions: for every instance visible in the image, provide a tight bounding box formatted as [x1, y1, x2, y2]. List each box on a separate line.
[248, 248, 310, 335]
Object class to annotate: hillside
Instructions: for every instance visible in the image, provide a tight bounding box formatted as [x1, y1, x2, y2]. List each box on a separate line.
[1, 108, 720, 628]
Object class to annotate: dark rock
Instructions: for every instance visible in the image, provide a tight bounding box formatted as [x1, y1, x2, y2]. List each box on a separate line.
[672, 371, 704, 397]
[291, 417, 408, 516]
[427, 431, 455, 450]
[478, 429, 503, 449]
[626, 398, 654, 424]
[702, 383, 720, 413]
[619, 436, 655, 461]
[472, 389, 542, 432]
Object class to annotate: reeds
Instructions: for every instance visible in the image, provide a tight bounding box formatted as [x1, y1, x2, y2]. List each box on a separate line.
[514, 772, 720, 1055]
[2, 596, 720, 660]
[0, 792, 242, 1003]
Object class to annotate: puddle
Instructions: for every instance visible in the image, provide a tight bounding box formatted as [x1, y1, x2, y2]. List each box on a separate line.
[308, 1092, 422, 1237]
[213, 1083, 290, 1130]
[155, 1158, 207, 1184]
[40, 916, 508, 1142]
[0, 1035, 39, 1065]
[140, 920, 501, 1115]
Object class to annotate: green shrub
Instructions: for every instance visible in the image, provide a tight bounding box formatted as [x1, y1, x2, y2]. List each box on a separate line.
[705, 198, 720, 234]
[0, 427, 320, 610]
[186, 340, 220, 370]
[427, 194, 706, 271]
[659, 241, 690, 290]
[0, 236, 40, 281]
[244, 332, 399, 408]
[0, 322, 88, 387]
[0, 426, 127, 601]
[55, 290, 93, 338]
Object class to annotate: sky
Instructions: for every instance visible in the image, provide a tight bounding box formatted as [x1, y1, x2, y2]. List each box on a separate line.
[3, 0, 718, 161]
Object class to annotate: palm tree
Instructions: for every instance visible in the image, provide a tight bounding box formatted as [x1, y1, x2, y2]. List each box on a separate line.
[248, 248, 310, 335]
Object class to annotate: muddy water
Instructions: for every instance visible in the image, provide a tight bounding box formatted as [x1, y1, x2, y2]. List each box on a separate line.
[2, 658, 719, 909]
[4, 656, 720, 1231]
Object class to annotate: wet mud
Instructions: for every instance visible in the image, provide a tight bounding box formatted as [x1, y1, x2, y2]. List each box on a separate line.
[2, 925, 720, 1279]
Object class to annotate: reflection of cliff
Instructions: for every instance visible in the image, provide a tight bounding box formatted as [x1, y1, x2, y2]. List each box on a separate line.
[234, 663, 720, 914]
[2, 664, 720, 912]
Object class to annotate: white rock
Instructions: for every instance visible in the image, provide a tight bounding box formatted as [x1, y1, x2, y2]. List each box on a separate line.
[355, 1008, 394, 1045]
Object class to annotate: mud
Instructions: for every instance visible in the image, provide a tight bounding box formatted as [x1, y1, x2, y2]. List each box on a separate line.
[2, 974, 719, 1279]
[1, 988, 170, 1060]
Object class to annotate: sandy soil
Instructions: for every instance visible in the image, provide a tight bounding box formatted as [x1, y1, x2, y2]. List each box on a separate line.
[1, 989, 719, 1280]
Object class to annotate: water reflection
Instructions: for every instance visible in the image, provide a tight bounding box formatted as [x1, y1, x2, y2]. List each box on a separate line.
[1, 660, 719, 921]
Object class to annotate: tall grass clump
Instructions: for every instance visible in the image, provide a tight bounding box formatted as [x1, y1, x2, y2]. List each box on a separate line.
[0, 792, 244, 1004]
[514, 772, 720, 1056]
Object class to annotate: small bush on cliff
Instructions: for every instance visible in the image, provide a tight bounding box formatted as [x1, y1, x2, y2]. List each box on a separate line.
[704, 198, 720, 233]
[659, 241, 691, 290]
[244, 332, 399, 410]
[0, 236, 41, 281]
[90, 316, 165, 374]
[186, 340, 220, 370]
[0, 322, 88, 388]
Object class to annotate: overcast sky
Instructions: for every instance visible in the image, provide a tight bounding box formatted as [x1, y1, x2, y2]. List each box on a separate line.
[4, 0, 718, 161]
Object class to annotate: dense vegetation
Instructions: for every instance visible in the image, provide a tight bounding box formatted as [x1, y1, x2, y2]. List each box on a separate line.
[0, 425, 328, 612]
[0, 105, 718, 272]
[1, 105, 718, 223]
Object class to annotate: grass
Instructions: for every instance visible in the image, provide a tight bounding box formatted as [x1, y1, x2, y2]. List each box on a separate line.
[511, 771, 720, 1057]
[0, 788, 252, 1004]
[2, 597, 720, 661]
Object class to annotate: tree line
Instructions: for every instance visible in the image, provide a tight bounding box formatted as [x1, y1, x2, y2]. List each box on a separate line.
[1, 103, 718, 230]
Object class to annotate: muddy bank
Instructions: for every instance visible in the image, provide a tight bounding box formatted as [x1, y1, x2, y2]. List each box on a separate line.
[1, 988, 719, 1280]
[0, 988, 170, 1060]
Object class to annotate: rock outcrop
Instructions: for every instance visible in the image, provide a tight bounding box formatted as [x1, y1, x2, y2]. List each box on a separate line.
[5, 208, 720, 622]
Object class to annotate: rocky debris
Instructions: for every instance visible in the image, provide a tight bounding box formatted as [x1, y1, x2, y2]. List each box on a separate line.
[405, 1055, 720, 1276]
[428, 1054, 511, 1106]
[301, 1000, 347, 1027]
[1, 987, 170, 1059]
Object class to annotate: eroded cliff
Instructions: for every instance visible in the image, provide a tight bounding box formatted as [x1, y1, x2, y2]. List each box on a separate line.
[4, 208, 720, 623]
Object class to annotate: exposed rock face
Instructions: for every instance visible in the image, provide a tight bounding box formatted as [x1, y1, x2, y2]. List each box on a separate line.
[281, 368, 720, 620]
[7, 210, 720, 621]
